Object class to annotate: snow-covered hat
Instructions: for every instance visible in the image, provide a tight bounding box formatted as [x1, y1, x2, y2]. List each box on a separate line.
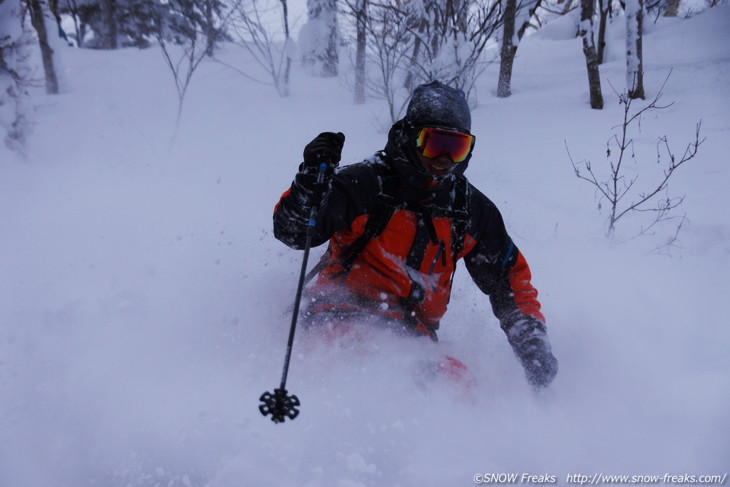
[405, 81, 471, 132]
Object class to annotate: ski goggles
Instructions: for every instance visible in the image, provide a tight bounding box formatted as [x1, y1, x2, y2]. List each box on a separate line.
[415, 126, 475, 163]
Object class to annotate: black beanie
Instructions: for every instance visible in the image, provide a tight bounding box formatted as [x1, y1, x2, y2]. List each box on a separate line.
[404, 81, 471, 132]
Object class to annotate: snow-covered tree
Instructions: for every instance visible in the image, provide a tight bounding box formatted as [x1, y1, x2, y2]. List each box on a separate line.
[57, 0, 226, 50]
[59, 0, 137, 48]
[498, 0, 542, 98]
[0, 0, 33, 155]
[198, 0, 226, 55]
[299, 0, 339, 77]
[404, 0, 502, 94]
[58, 0, 95, 47]
[353, 0, 502, 121]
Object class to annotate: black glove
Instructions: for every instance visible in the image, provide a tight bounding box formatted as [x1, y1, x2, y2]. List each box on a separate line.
[514, 336, 558, 390]
[302, 132, 346, 172]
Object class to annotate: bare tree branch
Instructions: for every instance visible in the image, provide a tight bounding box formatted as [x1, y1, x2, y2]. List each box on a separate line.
[567, 73, 704, 244]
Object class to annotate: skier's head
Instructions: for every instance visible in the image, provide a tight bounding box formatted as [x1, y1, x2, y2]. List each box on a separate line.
[386, 81, 474, 182]
[385, 81, 475, 194]
[404, 80, 472, 133]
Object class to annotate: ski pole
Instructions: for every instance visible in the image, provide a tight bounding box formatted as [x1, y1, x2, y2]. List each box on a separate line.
[259, 161, 329, 423]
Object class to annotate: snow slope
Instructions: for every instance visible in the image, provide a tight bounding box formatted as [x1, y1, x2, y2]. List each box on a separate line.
[1, 7, 729, 487]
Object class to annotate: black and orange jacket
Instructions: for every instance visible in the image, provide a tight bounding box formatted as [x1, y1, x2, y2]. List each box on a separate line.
[274, 124, 548, 344]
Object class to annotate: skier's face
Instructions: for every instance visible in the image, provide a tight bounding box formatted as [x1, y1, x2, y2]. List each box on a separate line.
[413, 126, 475, 175]
[416, 151, 457, 176]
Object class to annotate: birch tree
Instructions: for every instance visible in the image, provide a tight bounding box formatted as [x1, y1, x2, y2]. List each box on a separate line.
[626, 0, 645, 99]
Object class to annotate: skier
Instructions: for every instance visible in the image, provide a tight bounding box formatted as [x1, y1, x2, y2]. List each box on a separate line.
[273, 81, 558, 389]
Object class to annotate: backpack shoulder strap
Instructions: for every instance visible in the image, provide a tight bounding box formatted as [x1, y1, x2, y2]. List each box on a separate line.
[450, 176, 470, 259]
[334, 162, 398, 276]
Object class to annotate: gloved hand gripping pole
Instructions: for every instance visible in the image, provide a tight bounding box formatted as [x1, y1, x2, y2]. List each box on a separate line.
[259, 161, 329, 423]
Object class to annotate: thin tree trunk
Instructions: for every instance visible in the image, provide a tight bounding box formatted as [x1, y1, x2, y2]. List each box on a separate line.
[281, 0, 291, 96]
[323, 0, 338, 77]
[497, 0, 517, 98]
[100, 0, 116, 49]
[404, 16, 426, 92]
[354, 0, 367, 104]
[580, 0, 603, 109]
[626, 0, 645, 99]
[517, 0, 542, 39]
[596, 0, 609, 64]
[664, 0, 680, 16]
[204, 0, 216, 56]
[404, 35, 420, 91]
[27, 0, 59, 94]
[498, 0, 542, 98]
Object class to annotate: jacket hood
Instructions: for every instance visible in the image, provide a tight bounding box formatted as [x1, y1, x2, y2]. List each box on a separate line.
[404, 80, 471, 133]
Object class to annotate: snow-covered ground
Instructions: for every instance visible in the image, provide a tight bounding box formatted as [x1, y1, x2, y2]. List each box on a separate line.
[1, 7, 729, 487]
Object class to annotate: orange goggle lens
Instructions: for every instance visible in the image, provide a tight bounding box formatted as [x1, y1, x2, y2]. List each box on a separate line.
[415, 127, 475, 163]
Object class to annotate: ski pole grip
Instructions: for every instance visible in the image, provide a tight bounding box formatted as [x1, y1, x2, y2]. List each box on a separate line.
[307, 161, 329, 224]
[316, 161, 328, 183]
